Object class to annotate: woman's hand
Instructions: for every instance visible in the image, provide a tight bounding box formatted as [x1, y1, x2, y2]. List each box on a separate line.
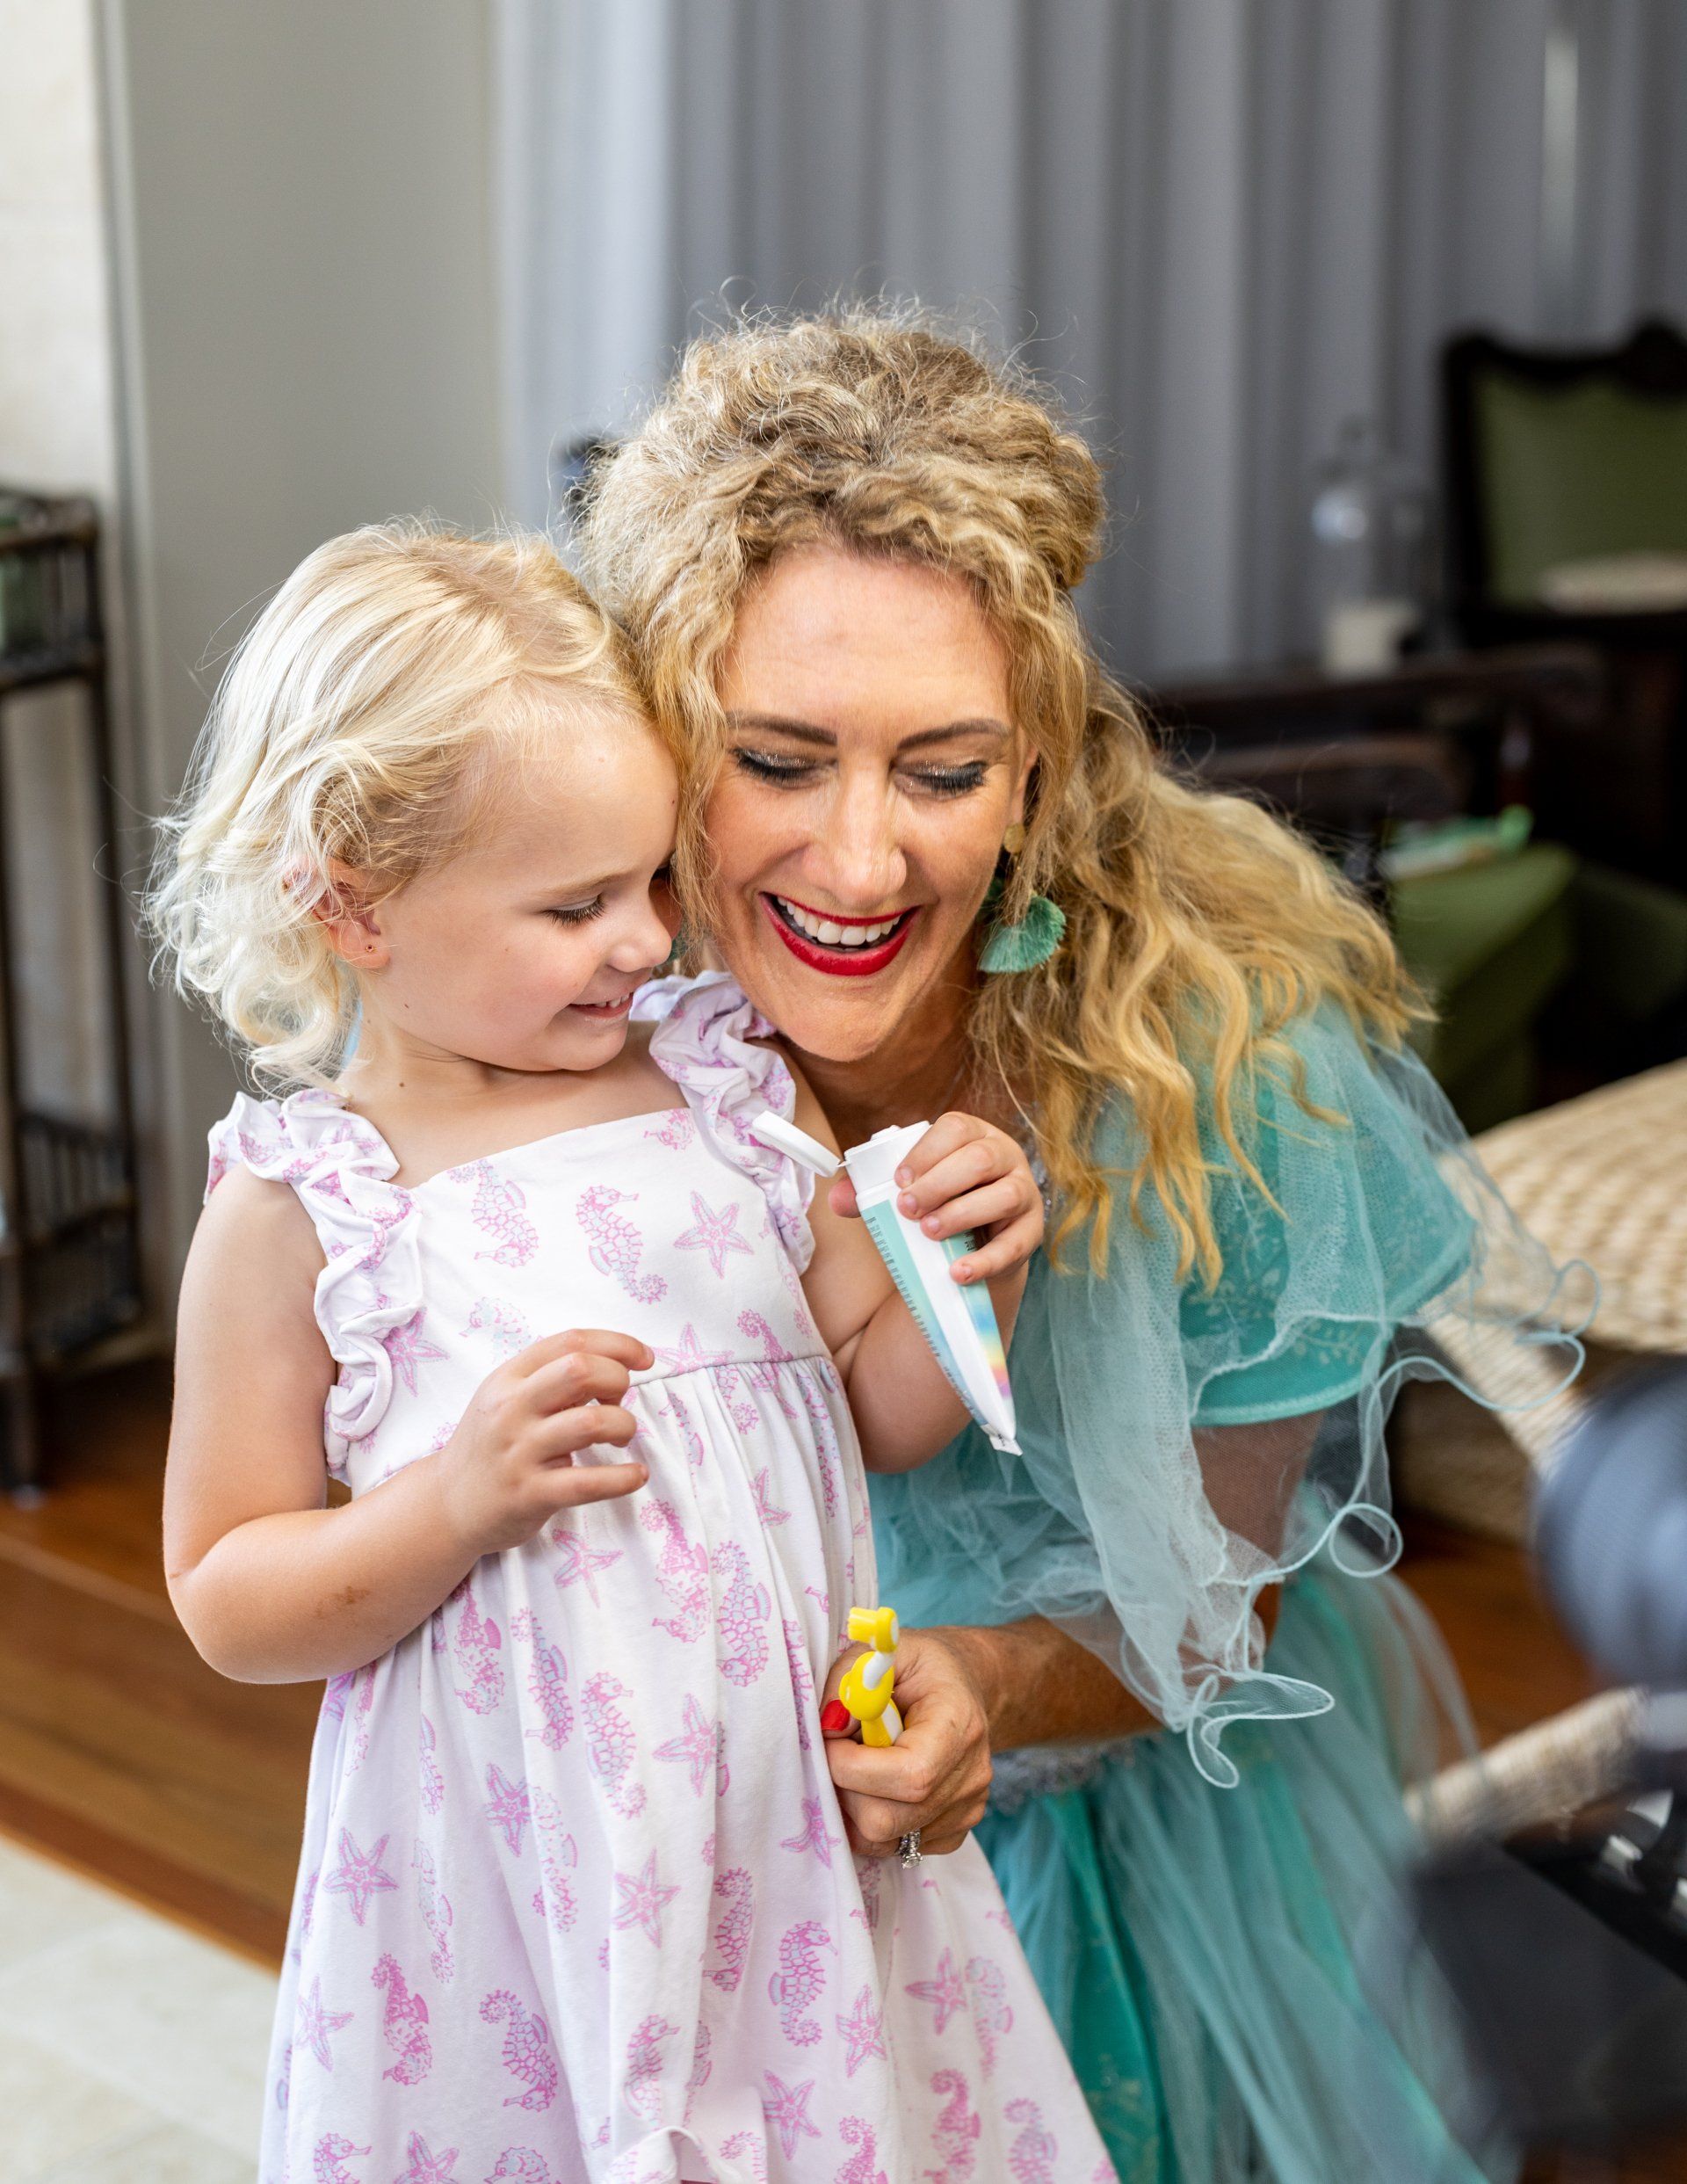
[829, 1110, 1043, 1290]
[436, 1328, 652, 1556]
[819, 1625, 995, 1857]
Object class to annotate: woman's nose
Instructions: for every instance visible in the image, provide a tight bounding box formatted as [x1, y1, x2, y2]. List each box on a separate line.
[811, 784, 908, 910]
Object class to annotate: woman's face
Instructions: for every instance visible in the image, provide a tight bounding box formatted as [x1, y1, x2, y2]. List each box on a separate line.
[709, 544, 1032, 1063]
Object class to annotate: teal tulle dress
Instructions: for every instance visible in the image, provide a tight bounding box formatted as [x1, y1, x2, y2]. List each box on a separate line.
[872, 1009, 1586, 2183]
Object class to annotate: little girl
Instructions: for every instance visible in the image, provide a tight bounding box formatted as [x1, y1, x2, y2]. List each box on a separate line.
[155, 526, 1116, 2184]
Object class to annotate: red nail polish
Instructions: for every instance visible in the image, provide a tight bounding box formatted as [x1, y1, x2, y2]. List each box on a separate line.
[821, 1700, 852, 1733]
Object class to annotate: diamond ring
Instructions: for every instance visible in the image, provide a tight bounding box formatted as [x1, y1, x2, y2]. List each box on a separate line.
[898, 1829, 923, 1868]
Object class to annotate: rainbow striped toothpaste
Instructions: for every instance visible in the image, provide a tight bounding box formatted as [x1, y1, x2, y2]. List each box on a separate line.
[751, 1112, 1021, 1455]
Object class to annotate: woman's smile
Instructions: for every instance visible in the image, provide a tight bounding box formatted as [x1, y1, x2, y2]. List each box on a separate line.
[760, 890, 921, 976]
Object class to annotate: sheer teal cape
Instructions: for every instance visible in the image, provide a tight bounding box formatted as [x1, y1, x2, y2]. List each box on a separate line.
[872, 1005, 1587, 1786]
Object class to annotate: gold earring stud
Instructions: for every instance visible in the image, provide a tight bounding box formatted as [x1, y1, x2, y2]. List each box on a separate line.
[1003, 822, 1027, 856]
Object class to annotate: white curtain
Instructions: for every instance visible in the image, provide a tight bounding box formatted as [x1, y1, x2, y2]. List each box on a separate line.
[496, 0, 1687, 678]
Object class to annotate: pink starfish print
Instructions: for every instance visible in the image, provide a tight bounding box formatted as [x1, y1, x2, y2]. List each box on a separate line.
[673, 1191, 755, 1279]
[761, 2071, 822, 2159]
[482, 1762, 532, 1855]
[323, 1828, 397, 1926]
[293, 1974, 352, 2069]
[380, 1307, 447, 1397]
[750, 1468, 790, 1527]
[654, 1695, 726, 1798]
[905, 1946, 967, 2034]
[654, 1323, 732, 1375]
[836, 1984, 887, 2077]
[779, 1794, 842, 1867]
[549, 1525, 621, 1604]
[395, 2133, 459, 2183]
[612, 1849, 680, 1946]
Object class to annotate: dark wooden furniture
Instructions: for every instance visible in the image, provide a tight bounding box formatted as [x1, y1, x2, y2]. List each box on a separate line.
[0, 492, 142, 1499]
[1144, 644, 1603, 896]
[1441, 321, 1687, 883]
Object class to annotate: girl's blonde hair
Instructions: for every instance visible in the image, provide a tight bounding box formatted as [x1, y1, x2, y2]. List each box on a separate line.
[150, 521, 652, 1089]
[579, 307, 1422, 1278]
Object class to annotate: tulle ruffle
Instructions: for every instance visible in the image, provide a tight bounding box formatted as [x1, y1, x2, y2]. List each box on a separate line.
[640, 971, 818, 1271]
[206, 1089, 424, 1469]
[873, 1008, 1590, 1785]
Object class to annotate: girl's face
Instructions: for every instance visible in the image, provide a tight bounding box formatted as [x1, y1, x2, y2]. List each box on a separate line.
[709, 545, 1033, 1063]
[351, 705, 679, 1075]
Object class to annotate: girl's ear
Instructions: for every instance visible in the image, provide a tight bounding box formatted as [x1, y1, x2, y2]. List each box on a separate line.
[314, 861, 390, 969]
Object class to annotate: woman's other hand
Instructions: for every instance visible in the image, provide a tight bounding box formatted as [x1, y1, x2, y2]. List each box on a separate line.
[819, 1625, 995, 1857]
[829, 1109, 1043, 1292]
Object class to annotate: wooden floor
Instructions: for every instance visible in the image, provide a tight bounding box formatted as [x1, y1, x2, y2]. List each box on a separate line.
[0, 1361, 317, 1961]
[0, 1362, 1674, 2180]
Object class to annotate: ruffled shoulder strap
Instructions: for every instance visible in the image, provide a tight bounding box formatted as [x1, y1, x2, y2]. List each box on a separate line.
[639, 971, 817, 1271]
[205, 1089, 425, 1467]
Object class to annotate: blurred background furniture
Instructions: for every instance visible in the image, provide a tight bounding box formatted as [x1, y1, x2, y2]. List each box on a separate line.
[0, 492, 141, 1500]
[1442, 319, 1687, 889]
[1149, 646, 1602, 1133]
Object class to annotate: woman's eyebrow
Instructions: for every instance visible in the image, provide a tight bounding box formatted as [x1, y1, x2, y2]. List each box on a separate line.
[726, 711, 1010, 751]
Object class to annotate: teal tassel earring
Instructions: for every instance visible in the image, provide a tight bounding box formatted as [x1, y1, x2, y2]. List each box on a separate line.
[978, 823, 1066, 973]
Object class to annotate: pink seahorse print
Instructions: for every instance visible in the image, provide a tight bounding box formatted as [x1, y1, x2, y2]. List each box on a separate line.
[638, 1498, 710, 1643]
[576, 1185, 666, 1302]
[760, 1207, 819, 1340]
[783, 1619, 815, 1749]
[372, 1955, 431, 2086]
[719, 2134, 768, 2183]
[353, 1187, 413, 1275]
[964, 1957, 1014, 2079]
[1004, 2098, 1058, 2183]
[713, 1539, 771, 1685]
[530, 1787, 578, 1934]
[685, 2021, 713, 2116]
[480, 1990, 558, 2112]
[509, 1608, 572, 1748]
[487, 2156, 555, 2184]
[623, 2013, 677, 2122]
[464, 1296, 532, 1359]
[413, 1840, 454, 1984]
[453, 1159, 538, 1267]
[582, 1671, 646, 1817]
[645, 1105, 696, 1150]
[835, 2117, 890, 2184]
[417, 1713, 445, 1817]
[447, 1579, 503, 1714]
[796, 1371, 844, 1517]
[312, 2137, 369, 2184]
[658, 1385, 706, 1471]
[706, 1868, 754, 1992]
[767, 1919, 834, 2046]
[923, 2069, 981, 2182]
[344, 1662, 376, 1772]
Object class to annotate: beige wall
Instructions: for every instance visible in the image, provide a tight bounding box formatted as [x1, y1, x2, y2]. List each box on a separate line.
[98, 0, 504, 1295]
[0, 0, 124, 1147]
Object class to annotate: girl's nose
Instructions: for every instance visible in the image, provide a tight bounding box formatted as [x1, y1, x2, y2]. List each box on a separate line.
[611, 897, 677, 975]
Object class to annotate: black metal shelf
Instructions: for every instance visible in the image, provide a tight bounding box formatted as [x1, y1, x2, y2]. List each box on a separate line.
[0, 488, 142, 1495]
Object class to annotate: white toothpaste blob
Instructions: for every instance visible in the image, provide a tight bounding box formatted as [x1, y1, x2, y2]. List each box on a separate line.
[751, 1111, 1021, 1455]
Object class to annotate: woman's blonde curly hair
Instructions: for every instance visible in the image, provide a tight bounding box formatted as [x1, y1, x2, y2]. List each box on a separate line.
[579, 307, 1421, 1279]
[149, 521, 652, 1090]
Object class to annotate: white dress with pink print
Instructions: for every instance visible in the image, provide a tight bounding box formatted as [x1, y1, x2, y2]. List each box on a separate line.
[216, 973, 1115, 2184]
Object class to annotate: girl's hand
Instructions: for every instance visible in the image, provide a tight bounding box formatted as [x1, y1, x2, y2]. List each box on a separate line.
[829, 1110, 1043, 1286]
[436, 1328, 652, 1556]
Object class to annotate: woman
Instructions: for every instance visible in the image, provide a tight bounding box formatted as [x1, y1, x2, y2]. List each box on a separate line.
[578, 309, 1577, 2183]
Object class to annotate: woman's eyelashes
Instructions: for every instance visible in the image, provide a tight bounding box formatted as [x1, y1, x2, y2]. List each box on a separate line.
[730, 748, 989, 798]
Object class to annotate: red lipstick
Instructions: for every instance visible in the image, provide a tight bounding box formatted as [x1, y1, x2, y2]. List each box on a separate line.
[760, 895, 917, 978]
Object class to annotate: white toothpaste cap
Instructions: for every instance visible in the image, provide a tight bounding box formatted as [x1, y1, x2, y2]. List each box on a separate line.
[749, 1109, 841, 1178]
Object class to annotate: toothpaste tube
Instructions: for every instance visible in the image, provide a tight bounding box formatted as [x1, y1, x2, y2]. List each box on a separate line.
[752, 1111, 1021, 1455]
